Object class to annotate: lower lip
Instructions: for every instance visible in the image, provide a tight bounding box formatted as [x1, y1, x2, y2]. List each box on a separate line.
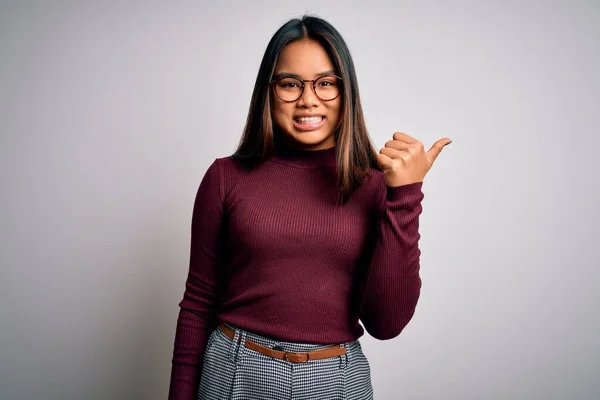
[293, 117, 325, 132]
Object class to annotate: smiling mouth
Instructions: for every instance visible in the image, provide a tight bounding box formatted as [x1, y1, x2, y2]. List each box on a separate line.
[292, 116, 325, 132]
[294, 116, 324, 124]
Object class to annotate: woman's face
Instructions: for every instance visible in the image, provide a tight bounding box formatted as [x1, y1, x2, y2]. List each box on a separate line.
[271, 39, 341, 150]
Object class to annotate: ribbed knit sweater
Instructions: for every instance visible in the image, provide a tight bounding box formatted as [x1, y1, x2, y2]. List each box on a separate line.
[168, 144, 424, 400]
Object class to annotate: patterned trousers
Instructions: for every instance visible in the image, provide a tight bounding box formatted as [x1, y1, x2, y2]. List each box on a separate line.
[198, 324, 374, 399]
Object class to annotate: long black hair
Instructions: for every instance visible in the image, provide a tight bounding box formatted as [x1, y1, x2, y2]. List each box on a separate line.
[231, 15, 379, 199]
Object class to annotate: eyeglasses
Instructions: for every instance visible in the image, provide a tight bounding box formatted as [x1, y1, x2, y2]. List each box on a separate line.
[270, 75, 342, 102]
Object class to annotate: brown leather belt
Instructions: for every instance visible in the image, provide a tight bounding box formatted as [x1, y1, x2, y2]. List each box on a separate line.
[219, 323, 347, 363]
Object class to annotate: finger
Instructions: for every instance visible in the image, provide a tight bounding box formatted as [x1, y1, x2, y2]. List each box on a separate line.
[426, 138, 452, 165]
[376, 152, 393, 169]
[392, 132, 418, 144]
[384, 139, 411, 151]
[379, 146, 409, 160]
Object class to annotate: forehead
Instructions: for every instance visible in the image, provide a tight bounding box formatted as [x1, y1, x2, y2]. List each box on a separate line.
[274, 39, 335, 77]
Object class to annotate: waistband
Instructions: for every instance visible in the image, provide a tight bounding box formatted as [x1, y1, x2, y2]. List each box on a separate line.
[219, 322, 357, 353]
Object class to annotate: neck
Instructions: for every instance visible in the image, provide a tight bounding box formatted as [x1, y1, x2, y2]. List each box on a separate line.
[272, 140, 337, 169]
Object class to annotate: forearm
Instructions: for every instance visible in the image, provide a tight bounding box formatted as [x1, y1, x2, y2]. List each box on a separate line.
[168, 309, 212, 399]
[359, 182, 424, 340]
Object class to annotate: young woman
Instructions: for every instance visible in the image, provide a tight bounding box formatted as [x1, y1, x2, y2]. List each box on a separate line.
[168, 15, 450, 400]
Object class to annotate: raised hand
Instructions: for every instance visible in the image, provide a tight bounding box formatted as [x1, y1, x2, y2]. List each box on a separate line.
[376, 132, 452, 187]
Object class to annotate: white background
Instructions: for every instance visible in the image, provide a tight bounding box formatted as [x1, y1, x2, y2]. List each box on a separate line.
[1, 0, 599, 399]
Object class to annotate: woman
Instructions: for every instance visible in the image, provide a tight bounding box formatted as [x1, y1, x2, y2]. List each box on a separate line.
[169, 15, 450, 400]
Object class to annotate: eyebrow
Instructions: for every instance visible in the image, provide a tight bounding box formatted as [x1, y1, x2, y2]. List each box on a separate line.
[272, 70, 338, 80]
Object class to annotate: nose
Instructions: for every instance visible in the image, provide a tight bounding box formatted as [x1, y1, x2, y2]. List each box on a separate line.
[296, 83, 320, 108]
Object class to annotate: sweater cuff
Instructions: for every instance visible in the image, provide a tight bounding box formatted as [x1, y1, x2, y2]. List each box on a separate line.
[386, 181, 424, 203]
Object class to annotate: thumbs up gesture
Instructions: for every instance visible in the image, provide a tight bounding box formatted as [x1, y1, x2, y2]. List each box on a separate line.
[376, 132, 452, 187]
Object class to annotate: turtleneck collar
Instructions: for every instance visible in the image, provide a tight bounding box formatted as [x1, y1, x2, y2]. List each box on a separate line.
[271, 142, 337, 169]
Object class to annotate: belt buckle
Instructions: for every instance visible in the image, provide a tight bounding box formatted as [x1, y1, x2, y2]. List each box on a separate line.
[283, 351, 309, 363]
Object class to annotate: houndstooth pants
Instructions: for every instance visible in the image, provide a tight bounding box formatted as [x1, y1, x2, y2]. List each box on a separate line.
[198, 324, 374, 399]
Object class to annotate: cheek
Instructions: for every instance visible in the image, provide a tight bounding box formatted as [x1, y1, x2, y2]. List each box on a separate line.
[328, 101, 342, 122]
[273, 102, 293, 126]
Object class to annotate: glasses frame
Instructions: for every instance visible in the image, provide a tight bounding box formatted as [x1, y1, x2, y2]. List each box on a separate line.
[269, 74, 343, 102]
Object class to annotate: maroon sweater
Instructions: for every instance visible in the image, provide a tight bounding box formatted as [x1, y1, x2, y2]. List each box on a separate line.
[168, 144, 424, 399]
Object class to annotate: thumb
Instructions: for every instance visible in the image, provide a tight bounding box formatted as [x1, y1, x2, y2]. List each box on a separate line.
[426, 138, 452, 166]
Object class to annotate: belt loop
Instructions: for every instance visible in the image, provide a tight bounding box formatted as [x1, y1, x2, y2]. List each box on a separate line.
[228, 326, 241, 362]
[237, 330, 248, 363]
[338, 343, 349, 369]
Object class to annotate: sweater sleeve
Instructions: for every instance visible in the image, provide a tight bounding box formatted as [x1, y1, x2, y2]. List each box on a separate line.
[168, 158, 226, 400]
[357, 181, 425, 340]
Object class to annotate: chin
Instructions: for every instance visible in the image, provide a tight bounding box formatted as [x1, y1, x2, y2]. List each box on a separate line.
[290, 131, 334, 149]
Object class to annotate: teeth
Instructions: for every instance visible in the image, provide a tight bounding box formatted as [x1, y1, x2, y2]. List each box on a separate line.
[296, 116, 323, 124]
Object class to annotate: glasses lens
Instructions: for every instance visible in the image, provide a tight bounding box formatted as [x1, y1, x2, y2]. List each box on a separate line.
[274, 77, 303, 101]
[314, 76, 340, 101]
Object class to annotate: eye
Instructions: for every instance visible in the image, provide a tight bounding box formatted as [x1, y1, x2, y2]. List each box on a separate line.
[276, 78, 302, 89]
[317, 78, 338, 87]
